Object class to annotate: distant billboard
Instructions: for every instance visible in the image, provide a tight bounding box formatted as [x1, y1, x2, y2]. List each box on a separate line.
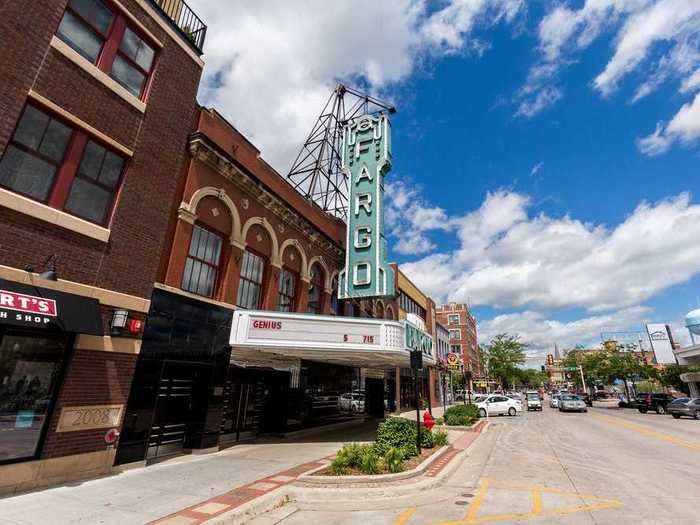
[645, 323, 676, 364]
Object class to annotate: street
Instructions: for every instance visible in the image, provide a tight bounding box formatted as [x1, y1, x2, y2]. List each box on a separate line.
[252, 405, 700, 525]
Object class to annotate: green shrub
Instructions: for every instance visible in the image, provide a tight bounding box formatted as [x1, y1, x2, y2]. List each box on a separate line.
[433, 430, 449, 447]
[384, 447, 404, 473]
[435, 417, 444, 425]
[331, 453, 350, 475]
[420, 428, 434, 449]
[360, 448, 380, 475]
[444, 404, 479, 426]
[375, 417, 419, 457]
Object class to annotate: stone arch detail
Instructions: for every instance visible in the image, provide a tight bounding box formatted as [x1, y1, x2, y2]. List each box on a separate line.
[307, 256, 331, 289]
[242, 216, 280, 265]
[279, 239, 309, 280]
[375, 299, 386, 319]
[182, 186, 243, 246]
[386, 305, 395, 321]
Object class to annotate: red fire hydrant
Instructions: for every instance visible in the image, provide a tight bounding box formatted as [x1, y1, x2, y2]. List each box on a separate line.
[423, 411, 435, 431]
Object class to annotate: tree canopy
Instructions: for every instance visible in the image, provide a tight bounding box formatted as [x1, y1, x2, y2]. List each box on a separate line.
[481, 334, 527, 388]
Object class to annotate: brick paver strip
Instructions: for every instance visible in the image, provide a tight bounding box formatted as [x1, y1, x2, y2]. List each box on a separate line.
[148, 460, 327, 525]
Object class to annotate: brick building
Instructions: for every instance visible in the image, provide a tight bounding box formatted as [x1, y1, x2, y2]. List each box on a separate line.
[0, 0, 205, 493]
[435, 303, 480, 380]
[116, 108, 418, 466]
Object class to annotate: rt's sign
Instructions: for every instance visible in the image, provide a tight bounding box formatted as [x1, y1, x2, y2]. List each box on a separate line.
[338, 114, 394, 299]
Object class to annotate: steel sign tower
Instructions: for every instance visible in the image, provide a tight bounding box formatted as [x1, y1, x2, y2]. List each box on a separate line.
[338, 113, 395, 299]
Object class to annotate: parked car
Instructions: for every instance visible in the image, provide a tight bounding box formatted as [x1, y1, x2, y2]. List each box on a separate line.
[667, 397, 700, 419]
[633, 393, 676, 414]
[525, 391, 542, 411]
[577, 392, 593, 407]
[337, 392, 365, 413]
[558, 394, 588, 413]
[550, 393, 561, 408]
[473, 394, 521, 417]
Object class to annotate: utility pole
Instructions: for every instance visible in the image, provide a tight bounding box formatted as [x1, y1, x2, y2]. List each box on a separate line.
[579, 365, 586, 394]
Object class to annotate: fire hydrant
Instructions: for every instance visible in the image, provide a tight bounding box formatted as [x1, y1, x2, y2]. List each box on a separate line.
[423, 411, 435, 431]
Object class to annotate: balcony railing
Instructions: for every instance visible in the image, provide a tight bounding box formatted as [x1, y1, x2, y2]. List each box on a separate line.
[150, 0, 207, 54]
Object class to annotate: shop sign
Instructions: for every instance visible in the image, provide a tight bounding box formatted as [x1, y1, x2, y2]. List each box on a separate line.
[446, 352, 461, 370]
[404, 321, 433, 357]
[0, 279, 103, 334]
[338, 113, 395, 299]
[0, 289, 57, 326]
[56, 404, 123, 433]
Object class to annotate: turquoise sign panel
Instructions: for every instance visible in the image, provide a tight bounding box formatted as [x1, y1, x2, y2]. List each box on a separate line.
[338, 114, 395, 299]
[404, 321, 434, 358]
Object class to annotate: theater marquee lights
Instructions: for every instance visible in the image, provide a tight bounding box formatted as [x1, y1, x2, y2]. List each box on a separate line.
[338, 114, 395, 299]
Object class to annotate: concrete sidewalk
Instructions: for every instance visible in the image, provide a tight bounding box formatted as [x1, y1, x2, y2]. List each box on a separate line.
[397, 402, 460, 421]
[0, 421, 378, 525]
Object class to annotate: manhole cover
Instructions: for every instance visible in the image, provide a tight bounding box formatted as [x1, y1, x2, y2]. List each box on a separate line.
[461, 493, 474, 498]
[455, 501, 470, 506]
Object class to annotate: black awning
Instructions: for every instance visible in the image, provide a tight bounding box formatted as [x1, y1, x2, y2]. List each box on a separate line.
[0, 278, 103, 335]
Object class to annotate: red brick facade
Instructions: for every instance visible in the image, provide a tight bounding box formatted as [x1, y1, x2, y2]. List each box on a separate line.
[436, 303, 480, 377]
[0, 0, 204, 489]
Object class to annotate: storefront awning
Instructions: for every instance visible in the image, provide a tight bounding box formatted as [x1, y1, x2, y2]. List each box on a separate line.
[0, 279, 103, 335]
[229, 310, 435, 369]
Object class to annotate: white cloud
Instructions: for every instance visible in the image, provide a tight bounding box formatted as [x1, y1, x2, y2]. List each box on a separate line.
[517, 0, 700, 157]
[399, 190, 700, 313]
[386, 180, 449, 255]
[530, 161, 544, 176]
[478, 306, 652, 358]
[191, 0, 524, 172]
[638, 92, 700, 154]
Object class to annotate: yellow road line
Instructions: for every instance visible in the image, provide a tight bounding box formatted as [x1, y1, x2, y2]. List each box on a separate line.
[593, 414, 700, 451]
[466, 478, 490, 523]
[393, 507, 416, 525]
[530, 487, 542, 514]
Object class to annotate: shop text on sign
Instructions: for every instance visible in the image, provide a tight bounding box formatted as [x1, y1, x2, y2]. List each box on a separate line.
[0, 289, 57, 326]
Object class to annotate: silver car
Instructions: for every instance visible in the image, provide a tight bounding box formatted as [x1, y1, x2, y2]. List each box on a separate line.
[559, 394, 588, 413]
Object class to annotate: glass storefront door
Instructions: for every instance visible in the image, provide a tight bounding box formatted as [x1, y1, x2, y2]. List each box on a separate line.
[220, 367, 258, 443]
[0, 329, 68, 463]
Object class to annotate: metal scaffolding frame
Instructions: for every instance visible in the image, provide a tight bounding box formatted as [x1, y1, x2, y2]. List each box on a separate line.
[286, 83, 395, 219]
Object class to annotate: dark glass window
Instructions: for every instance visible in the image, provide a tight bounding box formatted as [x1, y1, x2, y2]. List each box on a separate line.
[64, 140, 124, 223]
[0, 331, 67, 463]
[277, 270, 297, 312]
[448, 314, 459, 325]
[0, 105, 127, 226]
[181, 225, 223, 298]
[330, 276, 339, 315]
[56, 0, 156, 99]
[56, 0, 113, 63]
[0, 106, 71, 201]
[307, 267, 323, 314]
[237, 251, 265, 309]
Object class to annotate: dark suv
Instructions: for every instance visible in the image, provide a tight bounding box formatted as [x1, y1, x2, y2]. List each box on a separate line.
[634, 393, 675, 414]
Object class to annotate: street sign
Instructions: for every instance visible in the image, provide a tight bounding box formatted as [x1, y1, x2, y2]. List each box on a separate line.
[338, 114, 394, 299]
[565, 366, 578, 371]
[446, 352, 461, 370]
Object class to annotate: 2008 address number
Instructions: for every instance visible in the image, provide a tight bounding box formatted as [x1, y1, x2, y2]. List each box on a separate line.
[57, 404, 123, 432]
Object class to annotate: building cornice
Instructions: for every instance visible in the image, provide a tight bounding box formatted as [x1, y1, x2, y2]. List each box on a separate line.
[188, 135, 344, 262]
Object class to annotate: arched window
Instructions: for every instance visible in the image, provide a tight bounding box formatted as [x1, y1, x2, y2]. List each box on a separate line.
[181, 224, 223, 298]
[236, 250, 265, 309]
[375, 301, 385, 319]
[277, 269, 297, 312]
[330, 275, 339, 315]
[307, 264, 324, 314]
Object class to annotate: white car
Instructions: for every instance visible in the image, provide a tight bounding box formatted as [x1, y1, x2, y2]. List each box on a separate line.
[474, 394, 521, 417]
[550, 394, 561, 408]
[525, 391, 542, 411]
[338, 392, 365, 413]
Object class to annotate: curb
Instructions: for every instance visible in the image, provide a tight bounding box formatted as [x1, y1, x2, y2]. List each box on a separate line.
[297, 444, 451, 486]
[210, 421, 490, 523]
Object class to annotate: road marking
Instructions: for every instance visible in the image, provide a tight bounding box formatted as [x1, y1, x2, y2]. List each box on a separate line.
[592, 413, 700, 451]
[428, 478, 623, 525]
[466, 478, 490, 523]
[394, 507, 416, 525]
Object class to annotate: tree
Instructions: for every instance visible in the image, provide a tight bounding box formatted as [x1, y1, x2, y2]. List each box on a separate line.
[482, 334, 527, 388]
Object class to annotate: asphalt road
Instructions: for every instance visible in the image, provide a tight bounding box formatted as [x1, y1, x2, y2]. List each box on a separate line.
[252, 404, 700, 525]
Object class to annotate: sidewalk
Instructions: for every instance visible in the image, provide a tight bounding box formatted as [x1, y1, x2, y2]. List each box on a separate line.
[0, 421, 378, 525]
[397, 402, 459, 421]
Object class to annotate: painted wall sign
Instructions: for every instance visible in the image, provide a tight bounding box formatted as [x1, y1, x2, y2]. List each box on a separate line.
[338, 113, 394, 299]
[56, 404, 124, 433]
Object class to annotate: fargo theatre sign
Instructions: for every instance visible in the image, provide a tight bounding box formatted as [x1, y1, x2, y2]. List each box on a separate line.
[338, 114, 395, 299]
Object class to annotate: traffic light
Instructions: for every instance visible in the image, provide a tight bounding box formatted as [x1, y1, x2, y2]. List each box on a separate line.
[541, 365, 545, 372]
[546, 354, 554, 366]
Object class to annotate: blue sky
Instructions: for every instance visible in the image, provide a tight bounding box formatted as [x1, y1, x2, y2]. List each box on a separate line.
[192, 1, 700, 360]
